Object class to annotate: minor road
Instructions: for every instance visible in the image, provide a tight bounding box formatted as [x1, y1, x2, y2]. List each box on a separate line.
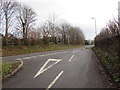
[2, 45, 105, 88]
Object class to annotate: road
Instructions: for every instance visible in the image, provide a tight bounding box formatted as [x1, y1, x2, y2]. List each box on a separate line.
[2, 45, 106, 88]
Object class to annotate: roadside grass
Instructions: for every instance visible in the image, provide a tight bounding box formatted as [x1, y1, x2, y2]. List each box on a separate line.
[93, 47, 120, 88]
[2, 44, 84, 57]
[0, 61, 21, 79]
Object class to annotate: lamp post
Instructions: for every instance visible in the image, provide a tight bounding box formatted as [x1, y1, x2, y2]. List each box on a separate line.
[91, 17, 97, 36]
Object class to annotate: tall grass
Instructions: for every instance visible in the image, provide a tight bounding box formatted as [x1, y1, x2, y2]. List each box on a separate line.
[2, 44, 84, 56]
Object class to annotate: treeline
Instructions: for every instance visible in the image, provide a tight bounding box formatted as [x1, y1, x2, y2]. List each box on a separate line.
[0, 0, 85, 46]
[95, 19, 120, 87]
[95, 20, 120, 59]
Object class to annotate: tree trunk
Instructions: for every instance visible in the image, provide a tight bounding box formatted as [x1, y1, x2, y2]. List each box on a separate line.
[23, 24, 26, 45]
[5, 13, 8, 45]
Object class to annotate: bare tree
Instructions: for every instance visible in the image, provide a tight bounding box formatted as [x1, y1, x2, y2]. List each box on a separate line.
[96, 19, 120, 41]
[46, 14, 58, 43]
[16, 4, 36, 45]
[1, 0, 18, 45]
[68, 27, 85, 45]
[40, 22, 51, 44]
[60, 22, 71, 44]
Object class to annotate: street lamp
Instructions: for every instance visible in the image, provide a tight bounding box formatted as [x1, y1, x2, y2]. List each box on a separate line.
[91, 17, 97, 36]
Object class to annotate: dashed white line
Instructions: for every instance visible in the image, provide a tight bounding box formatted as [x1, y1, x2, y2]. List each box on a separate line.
[22, 57, 32, 60]
[69, 50, 75, 62]
[16, 58, 22, 60]
[46, 71, 64, 90]
[69, 55, 74, 62]
[32, 56, 37, 58]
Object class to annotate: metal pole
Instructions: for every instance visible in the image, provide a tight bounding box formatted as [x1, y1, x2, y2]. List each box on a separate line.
[91, 17, 97, 36]
[94, 18, 97, 36]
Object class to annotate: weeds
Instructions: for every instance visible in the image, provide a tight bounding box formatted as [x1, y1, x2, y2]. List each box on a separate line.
[93, 47, 120, 88]
[2, 44, 84, 56]
[1, 62, 21, 79]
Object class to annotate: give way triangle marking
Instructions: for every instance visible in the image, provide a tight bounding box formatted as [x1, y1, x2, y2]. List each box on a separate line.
[34, 59, 62, 78]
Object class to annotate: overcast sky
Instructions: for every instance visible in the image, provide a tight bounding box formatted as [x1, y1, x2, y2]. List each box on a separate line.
[17, 0, 119, 40]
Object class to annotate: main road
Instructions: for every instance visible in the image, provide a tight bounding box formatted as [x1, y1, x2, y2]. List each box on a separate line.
[2, 45, 105, 88]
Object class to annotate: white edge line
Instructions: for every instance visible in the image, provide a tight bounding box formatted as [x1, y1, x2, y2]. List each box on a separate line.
[16, 51, 68, 60]
[46, 71, 64, 90]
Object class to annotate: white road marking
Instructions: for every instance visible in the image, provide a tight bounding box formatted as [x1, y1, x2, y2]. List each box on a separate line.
[69, 50, 75, 62]
[50, 59, 61, 61]
[17, 51, 69, 60]
[33, 59, 62, 78]
[74, 50, 80, 53]
[69, 55, 74, 62]
[32, 56, 37, 58]
[40, 55, 45, 57]
[22, 57, 32, 60]
[46, 71, 64, 90]
[16, 58, 22, 60]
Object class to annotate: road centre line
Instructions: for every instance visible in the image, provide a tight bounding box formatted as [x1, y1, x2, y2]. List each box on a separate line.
[69, 55, 74, 62]
[46, 71, 64, 90]
[68, 50, 75, 62]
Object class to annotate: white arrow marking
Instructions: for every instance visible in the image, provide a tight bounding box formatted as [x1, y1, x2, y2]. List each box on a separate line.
[34, 59, 62, 78]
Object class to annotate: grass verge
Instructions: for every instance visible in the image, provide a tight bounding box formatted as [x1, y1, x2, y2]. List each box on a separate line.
[0, 61, 21, 79]
[92, 47, 120, 88]
[2, 44, 84, 56]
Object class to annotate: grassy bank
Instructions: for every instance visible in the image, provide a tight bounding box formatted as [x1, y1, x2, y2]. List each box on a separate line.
[2, 44, 84, 57]
[0, 61, 21, 79]
[93, 47, 120, 88]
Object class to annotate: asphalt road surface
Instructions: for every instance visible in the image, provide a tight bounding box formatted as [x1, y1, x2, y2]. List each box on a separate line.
[2, 45, 106, 88]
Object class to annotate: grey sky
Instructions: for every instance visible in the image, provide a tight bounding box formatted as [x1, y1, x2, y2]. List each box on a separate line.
[17, 0, 119, 40]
